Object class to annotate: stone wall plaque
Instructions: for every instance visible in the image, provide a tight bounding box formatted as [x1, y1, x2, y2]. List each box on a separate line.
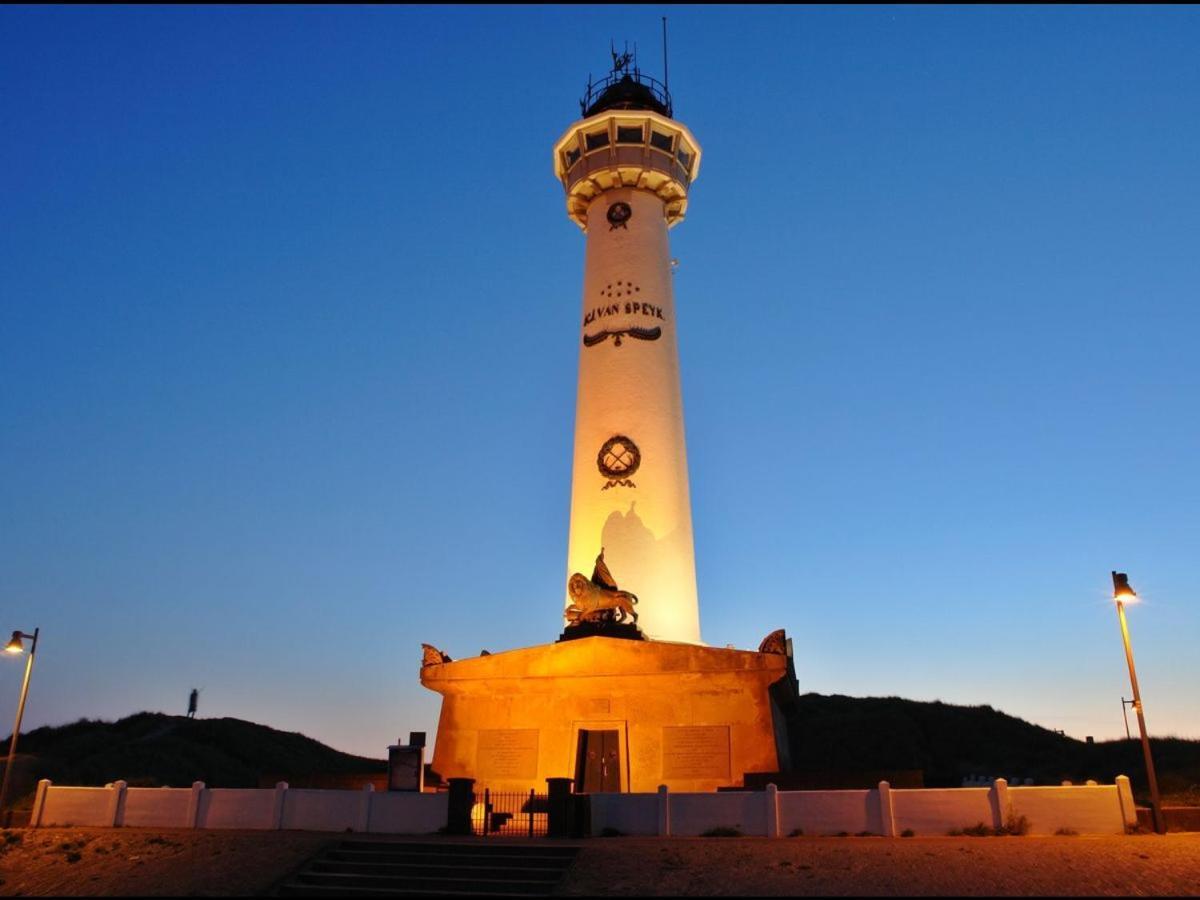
[476, 729, 539, 779]
[662, 725, 731, 780]
[585, 698, 612, 715]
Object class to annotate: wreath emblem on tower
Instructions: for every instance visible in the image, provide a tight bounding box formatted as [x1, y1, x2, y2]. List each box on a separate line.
[597, 435, 640, 489]
[607, 201, 632, 230]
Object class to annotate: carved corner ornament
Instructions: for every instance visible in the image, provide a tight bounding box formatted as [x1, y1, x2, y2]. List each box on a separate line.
[758, 629, 788, 656]
[564, 548, 640, 627]
[421, 643, 452, 667]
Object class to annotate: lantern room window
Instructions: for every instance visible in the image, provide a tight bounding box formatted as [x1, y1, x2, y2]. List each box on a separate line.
[676, 142, 693, 171]
[585, 130, 610, 152]
[650, 130, 674, 153]
[616, 125, 644, 144]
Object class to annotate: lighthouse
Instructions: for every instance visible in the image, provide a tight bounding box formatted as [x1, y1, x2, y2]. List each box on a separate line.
[419, 49, 795, 799]
[554, 59, 703, 644]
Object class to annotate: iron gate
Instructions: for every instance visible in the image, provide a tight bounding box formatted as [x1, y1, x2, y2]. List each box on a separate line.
[471, 788, 549, 837]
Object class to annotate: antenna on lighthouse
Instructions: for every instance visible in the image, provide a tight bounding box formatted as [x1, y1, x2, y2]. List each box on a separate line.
[662, 16, 670, 98]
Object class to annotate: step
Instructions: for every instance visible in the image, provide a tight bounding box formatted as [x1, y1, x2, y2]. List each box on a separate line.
[326, 849, 576, 868]
[279, 884, 546, 898]
[294, 871, 557, 894]
[337, 840, 579, 857]
[311, 861, 564, 881]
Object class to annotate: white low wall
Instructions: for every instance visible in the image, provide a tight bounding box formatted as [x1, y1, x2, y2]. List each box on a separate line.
[670, 791, 771, 837]
[122, 787, 194, 828]
[37, 785, 117, 828]
[31, 780, 445, 835]
[1010, 785, 1126, 835]
[203, 788, 279, 830]
[32, 776, 1138, 838]
[892, 787, 994, 834]
[590, 778, 1138, 837]
[281, 788, 364, 832]
[590, 791, 659, 836]
[368, 792, 447, 834]
[778, 789, 881, 836]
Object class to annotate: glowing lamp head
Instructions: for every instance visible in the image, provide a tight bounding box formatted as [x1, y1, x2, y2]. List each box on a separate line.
[4, 631, 24, 654]
[1111, 571, 1138, 604]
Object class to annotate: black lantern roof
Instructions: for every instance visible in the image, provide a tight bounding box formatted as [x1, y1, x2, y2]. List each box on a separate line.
[580, 63, 672, 119]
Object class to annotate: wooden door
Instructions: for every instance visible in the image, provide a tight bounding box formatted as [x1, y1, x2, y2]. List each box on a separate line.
[576, 729, 621, 792]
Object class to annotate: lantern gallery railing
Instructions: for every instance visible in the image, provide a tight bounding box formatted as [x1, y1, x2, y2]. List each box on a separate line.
[580, 69, 673, 119]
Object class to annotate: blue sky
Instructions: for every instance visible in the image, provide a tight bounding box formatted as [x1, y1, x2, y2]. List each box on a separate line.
[2, 6, 1197, 758]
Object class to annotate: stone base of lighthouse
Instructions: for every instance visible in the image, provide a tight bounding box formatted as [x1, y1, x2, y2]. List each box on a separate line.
[420, 637, 795, 794]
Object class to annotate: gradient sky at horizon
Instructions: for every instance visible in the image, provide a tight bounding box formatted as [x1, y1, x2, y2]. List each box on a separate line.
[2, 5, 1198, 759]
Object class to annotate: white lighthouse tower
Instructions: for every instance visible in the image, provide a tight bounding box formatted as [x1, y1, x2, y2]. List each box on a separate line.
[420, 50, 795, 796]
[553, 55, 703, 644]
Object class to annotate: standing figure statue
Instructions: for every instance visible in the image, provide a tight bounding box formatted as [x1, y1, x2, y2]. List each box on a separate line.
[187, 687, 200, 719]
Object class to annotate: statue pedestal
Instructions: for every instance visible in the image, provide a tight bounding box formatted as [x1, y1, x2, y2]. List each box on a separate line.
[420, 636, 790, 794]
[557, 620, 645, 642]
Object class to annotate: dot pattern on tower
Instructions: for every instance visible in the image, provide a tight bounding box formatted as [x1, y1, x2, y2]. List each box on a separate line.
[600, 281, 641, 299]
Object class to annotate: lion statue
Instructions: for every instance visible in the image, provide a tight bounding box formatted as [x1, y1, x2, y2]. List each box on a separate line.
[565, 548, 639, 626]
[566, 573, 639, 625]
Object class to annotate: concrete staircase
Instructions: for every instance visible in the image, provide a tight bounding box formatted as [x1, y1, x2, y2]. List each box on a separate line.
[277, 839, 580, 897]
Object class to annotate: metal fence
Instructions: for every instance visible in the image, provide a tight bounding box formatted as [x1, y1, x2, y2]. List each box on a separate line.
[471, 788, 549, 837]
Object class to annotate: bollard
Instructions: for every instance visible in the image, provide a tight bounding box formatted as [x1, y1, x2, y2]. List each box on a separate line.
[546, 778, 574, 838]
[657, 784, 671, 836]
[446, 778, 476, 836]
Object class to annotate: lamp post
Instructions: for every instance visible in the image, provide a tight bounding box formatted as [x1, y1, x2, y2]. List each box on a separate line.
[0, 628, 39, 826]
[1111, 573, 1165, 834]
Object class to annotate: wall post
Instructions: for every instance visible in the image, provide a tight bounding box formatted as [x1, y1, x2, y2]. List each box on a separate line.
[358, 783, 375, 833]
[764, 783, 780, 838]
[273, 781, 289, 830]
[186, 781, 205, 828]
[877, 781, 896, 837]
[657, 784, 671, 837]
[990, 778, 1011, 831]
[445, 778, 475, 835]
[30, 779, 50, 828]
[108, 780, 127, 828]
[1115, 775, 1137, 830]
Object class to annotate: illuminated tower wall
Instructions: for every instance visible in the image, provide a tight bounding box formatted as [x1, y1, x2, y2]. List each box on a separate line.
[553, 94, 703, 644]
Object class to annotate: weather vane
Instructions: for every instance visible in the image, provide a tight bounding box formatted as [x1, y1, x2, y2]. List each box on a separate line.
[609, 40, 633, 76]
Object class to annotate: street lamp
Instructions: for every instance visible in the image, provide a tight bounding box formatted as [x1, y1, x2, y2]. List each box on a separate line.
[0, 628, 39, 827]
[1111, 573, 1165, 834]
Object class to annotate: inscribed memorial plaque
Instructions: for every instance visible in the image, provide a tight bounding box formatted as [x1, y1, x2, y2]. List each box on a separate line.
[476, 729, 539, 779]
[388, 745, 424, 791]
[662, 725, 730, 779]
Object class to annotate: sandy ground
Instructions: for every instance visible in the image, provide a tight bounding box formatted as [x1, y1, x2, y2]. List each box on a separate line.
[0, 828, 330, 897]
[2, 829, 1198, 896]
[558, 834, 1200, 897]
